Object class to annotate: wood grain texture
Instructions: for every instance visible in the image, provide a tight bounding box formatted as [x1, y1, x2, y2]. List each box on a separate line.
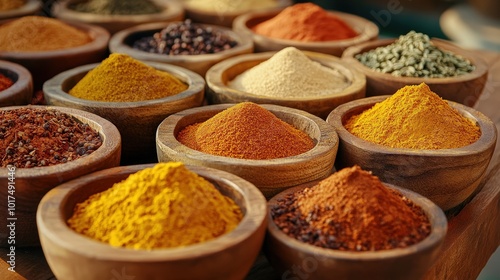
[205, 51, 366, 119]
[156, 103, 339, 199]
[232, 9, 379, 56]
[0, 61, 32, 107]
[36, 164, 267, 280]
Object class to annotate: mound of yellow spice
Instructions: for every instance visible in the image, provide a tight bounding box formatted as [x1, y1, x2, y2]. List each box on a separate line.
[345, 83, 481, 149]
[177, 102, 315, 159]
[67, 162, 243, 249]
[69, 53, 188, 102]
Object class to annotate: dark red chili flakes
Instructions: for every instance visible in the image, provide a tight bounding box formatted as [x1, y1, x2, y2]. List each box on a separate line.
[0, 107, 102, 168]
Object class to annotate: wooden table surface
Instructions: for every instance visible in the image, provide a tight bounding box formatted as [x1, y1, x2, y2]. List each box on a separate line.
[1, 50, 500, 280]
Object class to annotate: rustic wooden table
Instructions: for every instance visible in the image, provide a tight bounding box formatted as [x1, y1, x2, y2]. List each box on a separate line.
[1, 50, 499, 280]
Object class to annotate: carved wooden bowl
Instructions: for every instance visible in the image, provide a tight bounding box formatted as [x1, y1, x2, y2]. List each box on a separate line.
[0, 60, 33, 106]
[326, 96, 497, 211]
[37, 164, 267, 280]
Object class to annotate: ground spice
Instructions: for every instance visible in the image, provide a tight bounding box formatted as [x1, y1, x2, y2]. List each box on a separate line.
[68, 162, 243, 249]
[185, 0, 278, 13]
[177, 102, 314, 159]
[252, 3, 358, 42]
[0, 0, 26, 11]
[345, 83, 481, 149]
[0, 16, 91, 52]
[272, 166, 431, 251]
[71, 0, 161, 15]
[69, 53, 188, 102]
[0, 107, 102, 168]
[0, 73, 14, 92]
[230, 47, 350, 98]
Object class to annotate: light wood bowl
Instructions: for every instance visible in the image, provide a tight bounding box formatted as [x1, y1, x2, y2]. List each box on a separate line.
[265, 182, 447, 280]
[52, 0, 184, 34]
[37, 164, 267, 280]
[326, 96, 497, 211]
[0, 0, 41, 20]
[156, 103, 339, 199]
[0, 18, 110, 91]
[232, 9, 379, 56]
[205, 50, 366, 119]
[0, 105, 121, 247]
[43, 62, 205, 165]
[0, 60, 33, 106]
[183, 0, 292, 27]
[109, 21, 254, 77]
[341, 38, 489, 106]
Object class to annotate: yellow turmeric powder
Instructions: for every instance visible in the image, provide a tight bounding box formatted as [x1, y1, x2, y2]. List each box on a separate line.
[67, 162, 243, 249]
[69, 53, 188, 102]
[345, 83, 481, 149]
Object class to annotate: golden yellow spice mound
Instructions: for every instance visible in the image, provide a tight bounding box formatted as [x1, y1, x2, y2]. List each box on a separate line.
[345, 83, 481, 149]
[69, 53, 188, 102]
[67, 162, 243, 249]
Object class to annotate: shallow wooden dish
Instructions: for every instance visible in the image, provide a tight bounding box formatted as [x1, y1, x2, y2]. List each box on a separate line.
[326, 96, 497, 211]
[0, 0, 41, 20]
[183, 0, 291, 27]
[156, 103, 339, 199]
[205, 51, 366, 119]
[109, 21, 254, 76]
[52, 0, 184, 34]
[232, 9, 378, 56]
[341, 38, 489, 106]
[0, 18, 109, 91]
[265, 182, 448, 280]
[37, 164, 267, 280]
[43, 62, 205, 164]
[0, 60, 33, 106]
[0, 105, 121, 247]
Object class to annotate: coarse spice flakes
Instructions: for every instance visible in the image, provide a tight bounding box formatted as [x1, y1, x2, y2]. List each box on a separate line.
[271, 166, 431, 251]
[0, 73, 14, 92]
[0, 108, 102, 168]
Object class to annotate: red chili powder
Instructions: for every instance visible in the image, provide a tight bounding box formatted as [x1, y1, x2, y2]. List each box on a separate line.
[0, 73, 14, 92]
[252, 3, 358, 42]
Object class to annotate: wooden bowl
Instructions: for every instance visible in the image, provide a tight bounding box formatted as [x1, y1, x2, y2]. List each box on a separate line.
[43, 62, 205, 165]
[0, 60, 33, 106]
[0, 105, 121, 247]
[0, 0, 41, 20]
[0, 18, 110, 91]
[265, 182, 447, 280]
[156, 103, 339, 199]
[326, 96, 497, 211]
[52, 0, 184, 34]
[109, 22, 254, 76]
[183, 0, 292, 27]
[205, 50, 366, 119]
[341, 38, 489, 106]
[37, 164, 267, 280]
[232, 9, 379, 56]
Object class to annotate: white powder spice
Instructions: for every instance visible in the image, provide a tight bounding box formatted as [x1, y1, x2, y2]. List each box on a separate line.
[230, 47, 350, 98]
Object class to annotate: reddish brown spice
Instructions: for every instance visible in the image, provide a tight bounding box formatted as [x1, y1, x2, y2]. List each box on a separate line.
[0, 108, 102, 168]
[252, 3, 358, 42]
[0, 73, 13, 92]
[271, 166, 431, 251]
[177, 102, 314, 160]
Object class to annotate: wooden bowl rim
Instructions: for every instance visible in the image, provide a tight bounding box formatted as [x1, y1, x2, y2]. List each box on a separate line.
[0, 105, 121, 178]
[0, 0, 41, 19]
[182, 0, 291, 17]
[233, 9, 379, 47]
[205, 50, 366, 102]
[341, 38, 489, 84]
[156, 103, 339, 166]
[326, 95, 498, 156]
[37, 164, 267, 260]
[0, 60, 32, 102]
[109, 21, 254, 63]
[266, 182, 447, 260]
[43, 61, 205, 108]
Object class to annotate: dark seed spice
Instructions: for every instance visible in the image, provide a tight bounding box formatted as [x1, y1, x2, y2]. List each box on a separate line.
[271, 166, 431, 251]
[133, 19, 238, 55]
[0, 108, 102, 168]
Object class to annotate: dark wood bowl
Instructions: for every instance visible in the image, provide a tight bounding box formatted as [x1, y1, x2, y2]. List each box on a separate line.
[0, 60, 32, 106]
[0, 0, 41, 20]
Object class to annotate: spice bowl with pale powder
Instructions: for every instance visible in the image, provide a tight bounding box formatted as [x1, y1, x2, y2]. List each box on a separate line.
[327, 84, 497, 211]
[156, 102, 339, 199]
[265, 166, 447, 280]
[37, 163, 267, 280]
[205, 47, 366, 119]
